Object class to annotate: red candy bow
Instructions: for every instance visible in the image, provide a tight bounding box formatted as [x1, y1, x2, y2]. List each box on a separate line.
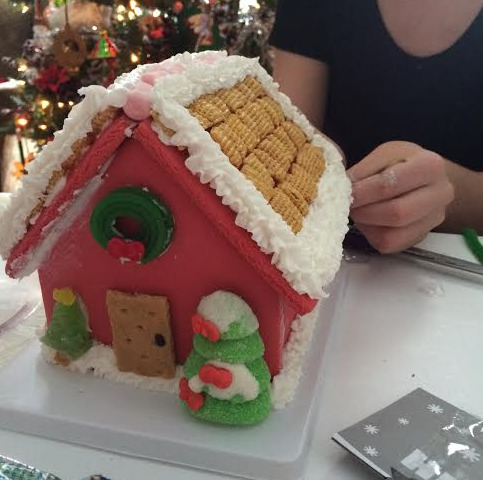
[107, 237, 145, 262]
[191, 313, 220, 342]
[179, 377, 205, 411]
[199, 364, 233, 389]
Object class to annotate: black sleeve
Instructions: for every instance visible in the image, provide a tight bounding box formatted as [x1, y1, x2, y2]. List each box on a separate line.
[269, 0, 330, 63]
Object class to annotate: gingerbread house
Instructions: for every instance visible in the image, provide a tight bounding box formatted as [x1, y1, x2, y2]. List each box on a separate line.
[0, 52, 351, 408]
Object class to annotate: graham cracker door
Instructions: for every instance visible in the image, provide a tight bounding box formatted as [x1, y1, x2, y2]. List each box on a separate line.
[106, 290, 176, 378]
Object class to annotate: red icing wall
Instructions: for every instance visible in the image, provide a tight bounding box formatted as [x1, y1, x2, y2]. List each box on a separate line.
[38, 136, 297, 375]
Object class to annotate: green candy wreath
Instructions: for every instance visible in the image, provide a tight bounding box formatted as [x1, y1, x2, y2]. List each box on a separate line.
[90, 186, 174, 263]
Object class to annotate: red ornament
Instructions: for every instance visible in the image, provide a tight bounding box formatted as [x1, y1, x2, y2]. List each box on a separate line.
[107, 237, 145, 262]
[199, 364, 233, 389]
[173, 1, 183, 14]
[35, 64, 70, 93]
[149, 26, 165, 40]
[191, 313, 220, 342]
[179, 377, 205, 411]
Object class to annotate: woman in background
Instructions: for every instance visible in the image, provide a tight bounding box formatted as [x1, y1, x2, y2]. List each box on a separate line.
[271, 0, 483, 252]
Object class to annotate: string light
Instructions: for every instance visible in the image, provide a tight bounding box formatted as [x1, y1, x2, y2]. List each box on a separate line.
[117, 5, 126, 13]
[16, 117, 28, 128]
[17, 62, 27, 73]
[152, 9, 161, 17]
[38, 124, 48, 131]
[130, 52, 140, 64]
[129, 0, 137, 9]
[68, 101, 74, 107]
[57, 102, 65, 108]
[128, 11, 135, 20]
[21, 5, 29, 13]
[92, 26, 98, 31]
[40, 99, 50, 109]
[117, 14, 124, 21]
[134, 6, 143, 16]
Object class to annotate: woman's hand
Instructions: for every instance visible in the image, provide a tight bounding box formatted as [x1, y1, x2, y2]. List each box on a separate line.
[347, 141, 454, 253]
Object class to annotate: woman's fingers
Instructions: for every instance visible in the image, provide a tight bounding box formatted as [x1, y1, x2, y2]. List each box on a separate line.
[351, 178, 454, 227]
[347, 140, 422, 182]
[351, 150, 447, 209]
[356, 208, 448, 253]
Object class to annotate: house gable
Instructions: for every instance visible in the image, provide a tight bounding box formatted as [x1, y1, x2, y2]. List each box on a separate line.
[38, 130, 302, 373]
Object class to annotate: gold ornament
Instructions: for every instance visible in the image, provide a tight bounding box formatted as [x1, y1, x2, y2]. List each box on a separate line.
[53, 24, 87, 69]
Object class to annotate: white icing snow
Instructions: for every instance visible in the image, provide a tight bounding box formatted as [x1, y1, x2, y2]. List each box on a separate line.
[41, 343, 182, 393]
[188, 360, 259, 401]
[271, 305, 320, 409]
[39, 300, 320, 409]
[197, 290, 258, 334]
[0, 51, 351, 300]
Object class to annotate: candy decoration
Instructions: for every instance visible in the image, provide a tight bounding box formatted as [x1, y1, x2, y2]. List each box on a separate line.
[181, 291, 271, 425]
[107, 237, 145, 262]
[179, 377, 205, 411]
[90, 186, 174, 264]
[41, 290, 93, 360]
[199, 364, 233, 389]
[173, 1, 183, 14]
[53, 287, 76, 306]
[91, 31, 118, 59]
[52, 25, 87, 69]
[191, 313, 220, 342]
[197, 290, 259, 340]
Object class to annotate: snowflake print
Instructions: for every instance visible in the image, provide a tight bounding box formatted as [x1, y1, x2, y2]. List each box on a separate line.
[363, 446, 379, 458]
[427, 404, 444, 414]
[460, 447, 480, 463]
[398, 417, 410, 426]
[364, 424, 380, 435]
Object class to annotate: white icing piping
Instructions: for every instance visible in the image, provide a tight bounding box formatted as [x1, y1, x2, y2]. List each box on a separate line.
[41, 343, 182, 393]
[271, 305, 320, 409]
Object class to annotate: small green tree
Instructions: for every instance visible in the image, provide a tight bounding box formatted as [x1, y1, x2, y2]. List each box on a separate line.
[179, 291, 271, 426]
[41, 288, 92, 360]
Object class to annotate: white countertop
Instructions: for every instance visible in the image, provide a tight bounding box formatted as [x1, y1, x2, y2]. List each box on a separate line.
[0, 233, 482, 480]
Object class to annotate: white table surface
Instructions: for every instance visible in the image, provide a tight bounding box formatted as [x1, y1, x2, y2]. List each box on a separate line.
[0, 232, 482, 480]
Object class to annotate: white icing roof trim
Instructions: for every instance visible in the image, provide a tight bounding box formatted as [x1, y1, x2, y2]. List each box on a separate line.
[151, 54, 351, 299]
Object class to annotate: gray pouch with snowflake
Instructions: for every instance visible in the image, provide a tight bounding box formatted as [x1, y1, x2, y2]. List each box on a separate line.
[332, 388, 482, 479]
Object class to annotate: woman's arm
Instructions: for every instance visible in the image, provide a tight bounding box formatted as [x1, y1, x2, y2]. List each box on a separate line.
[272, 48, 329, 130]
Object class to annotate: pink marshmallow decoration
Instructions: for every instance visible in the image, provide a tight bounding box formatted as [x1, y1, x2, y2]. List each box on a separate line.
[123, 81, 153, 121]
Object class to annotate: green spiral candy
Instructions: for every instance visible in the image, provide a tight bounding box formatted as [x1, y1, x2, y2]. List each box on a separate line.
[90, 186, 174, 263]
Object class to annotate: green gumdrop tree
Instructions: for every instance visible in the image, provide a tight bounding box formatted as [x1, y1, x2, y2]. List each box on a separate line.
[41, 299, 93, 360]
[182, 330, 272, 426]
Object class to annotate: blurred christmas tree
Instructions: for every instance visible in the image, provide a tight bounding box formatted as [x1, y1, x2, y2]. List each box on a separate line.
[1, 0, 276, 177]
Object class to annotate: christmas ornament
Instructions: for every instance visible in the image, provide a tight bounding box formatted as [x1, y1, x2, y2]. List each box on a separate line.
[90, 31, 118, 59]
[53, 25, 87, 69]
[35, 63, 70, 93]
[188, 13, 214, 50]
[173, 1, 183, 14]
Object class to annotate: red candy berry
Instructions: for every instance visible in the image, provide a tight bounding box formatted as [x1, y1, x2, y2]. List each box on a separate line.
[179, 377, 205, 411]
[199, 364, 233, 389]
[107, 237, 145, 262]
[191, 313, 220, 342]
